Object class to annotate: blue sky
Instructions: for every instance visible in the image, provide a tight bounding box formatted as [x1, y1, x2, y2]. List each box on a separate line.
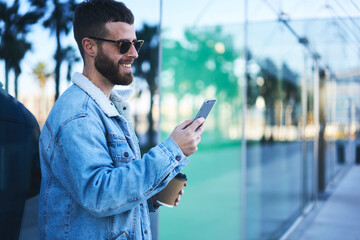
[0, 0, 161, 96]
[1, 0, 359, 97]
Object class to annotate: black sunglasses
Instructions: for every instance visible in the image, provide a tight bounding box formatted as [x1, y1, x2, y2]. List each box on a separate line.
[89, 37, 144, 54]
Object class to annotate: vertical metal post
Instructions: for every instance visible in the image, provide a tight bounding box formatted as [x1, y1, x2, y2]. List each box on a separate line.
[313, 57, 319, 202]
[241, 0, 248, 239]
[150, 1, 163, 239]
[331, 76, 336, 177]
[157, 0, 163, 142]
[301, 52, 308, 212]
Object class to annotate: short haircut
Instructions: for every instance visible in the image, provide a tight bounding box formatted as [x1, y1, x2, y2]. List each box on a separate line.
[73, 0, 134, 58]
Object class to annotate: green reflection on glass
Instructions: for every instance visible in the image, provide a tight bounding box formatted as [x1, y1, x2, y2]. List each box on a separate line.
[160, 25, 243, 239]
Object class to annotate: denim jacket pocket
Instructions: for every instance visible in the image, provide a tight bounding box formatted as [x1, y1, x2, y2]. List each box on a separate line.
[107, 134, 135, 167]
[111, 231, 130, 240]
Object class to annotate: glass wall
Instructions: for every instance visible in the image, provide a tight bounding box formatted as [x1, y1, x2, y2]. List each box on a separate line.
[160, 1, 244, 239]
[122, 0, 162, 238]
[303, 53, 316, 207]
[159, 1, 359, 239]
[245, 18, 312, 239]
[291, 16, 360, 189]
[122, 0, 162, 152]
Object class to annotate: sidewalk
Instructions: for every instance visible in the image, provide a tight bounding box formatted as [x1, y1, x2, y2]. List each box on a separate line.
[288, 165, 360, 240]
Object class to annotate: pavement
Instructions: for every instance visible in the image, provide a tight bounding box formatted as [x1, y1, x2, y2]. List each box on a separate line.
[287, 165, 360, 240]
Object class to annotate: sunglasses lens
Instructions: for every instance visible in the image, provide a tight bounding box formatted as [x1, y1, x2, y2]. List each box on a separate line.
[119, 41, 143, 54]
[134, 41, 143, 52]
[119, 42, 132, 54]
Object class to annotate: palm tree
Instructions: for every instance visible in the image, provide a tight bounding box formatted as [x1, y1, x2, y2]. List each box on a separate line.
[32, 62, 53, 127]
[63, 46, 81, 83]
[0, 0, 46, 97]
[33, 62, 52, 89]
[43, 0, 77, 101]
[11, 38, 31, 98]
[132, 23, 160, 150]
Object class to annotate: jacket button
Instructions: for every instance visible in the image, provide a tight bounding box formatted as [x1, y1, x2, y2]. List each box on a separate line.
[124, 152, 129, 157]
[123, 106, 127, 110]
[175, 155, 181, 161]
[144, 230, 148, 234]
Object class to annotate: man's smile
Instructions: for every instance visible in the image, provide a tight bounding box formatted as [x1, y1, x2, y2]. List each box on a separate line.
[120, 63, 132, 71]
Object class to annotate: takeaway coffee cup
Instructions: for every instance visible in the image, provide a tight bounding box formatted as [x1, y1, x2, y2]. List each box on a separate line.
[156, 173, 187, 208]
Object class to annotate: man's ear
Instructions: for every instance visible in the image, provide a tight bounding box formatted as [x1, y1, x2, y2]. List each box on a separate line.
[82, 38, 97, 57]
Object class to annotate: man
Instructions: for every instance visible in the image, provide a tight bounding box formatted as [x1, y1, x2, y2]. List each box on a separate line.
[0, 82, 41, 239]
[38, 0, 205, 239]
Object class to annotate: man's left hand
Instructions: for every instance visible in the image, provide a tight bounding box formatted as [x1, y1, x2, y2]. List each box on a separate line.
[174, 182, 187, 207]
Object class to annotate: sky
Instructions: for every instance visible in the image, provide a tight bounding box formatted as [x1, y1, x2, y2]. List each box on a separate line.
[0, 0, 161, 97]
[0, 0, 359, 97]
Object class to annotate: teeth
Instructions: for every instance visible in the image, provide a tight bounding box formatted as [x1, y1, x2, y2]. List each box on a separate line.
[121, 64, 131, 68]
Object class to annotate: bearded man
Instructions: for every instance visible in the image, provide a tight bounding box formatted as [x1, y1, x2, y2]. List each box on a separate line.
[38, 1, 205, 239]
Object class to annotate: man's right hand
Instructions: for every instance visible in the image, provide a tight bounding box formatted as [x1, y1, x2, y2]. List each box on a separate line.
[169, 118, 206, 157]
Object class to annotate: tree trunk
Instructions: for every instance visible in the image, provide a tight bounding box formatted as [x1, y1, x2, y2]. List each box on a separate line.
[54, 24, 62, 101]
[14, 71, 19, 99]
[14, 65, 21, 99]
[147, 91, 155, 147]
[5, 61, 10, 92]
[54, 0, 62, 101]
[55, 51, 61, 101]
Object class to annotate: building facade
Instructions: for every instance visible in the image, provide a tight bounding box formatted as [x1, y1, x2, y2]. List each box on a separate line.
[124, 0, 360, 239]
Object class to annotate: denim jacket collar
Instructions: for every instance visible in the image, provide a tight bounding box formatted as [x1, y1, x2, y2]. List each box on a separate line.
[72, 72, 132, 118]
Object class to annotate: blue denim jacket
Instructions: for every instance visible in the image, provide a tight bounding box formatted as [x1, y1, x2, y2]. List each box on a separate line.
[38, 72, 189, 240]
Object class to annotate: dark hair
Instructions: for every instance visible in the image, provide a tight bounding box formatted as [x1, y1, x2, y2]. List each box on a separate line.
[73, 0, 134, 58]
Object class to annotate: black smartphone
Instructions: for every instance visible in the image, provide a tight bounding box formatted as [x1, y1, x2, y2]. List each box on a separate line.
[193, 98, 216, 130]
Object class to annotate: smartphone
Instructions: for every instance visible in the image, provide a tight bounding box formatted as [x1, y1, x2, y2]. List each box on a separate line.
[193, 98, 216, 123]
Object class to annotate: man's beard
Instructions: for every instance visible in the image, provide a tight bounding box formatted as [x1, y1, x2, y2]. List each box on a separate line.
[94, 48, 133, 86]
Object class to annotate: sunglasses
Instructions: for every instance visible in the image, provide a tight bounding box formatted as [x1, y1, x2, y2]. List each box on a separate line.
[89, 37, 144, 54]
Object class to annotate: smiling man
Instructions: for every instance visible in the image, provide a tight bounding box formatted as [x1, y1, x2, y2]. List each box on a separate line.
[38, 1, 205, 240]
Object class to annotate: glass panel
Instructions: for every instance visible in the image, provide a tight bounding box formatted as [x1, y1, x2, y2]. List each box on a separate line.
[245, 19, 306, 239]
[121, 0, 161, 153]
[160, 1, 244, 239]
[291, 17, 360, 184]
[304, 54, 315, 206]
[122, 1, 162, 238]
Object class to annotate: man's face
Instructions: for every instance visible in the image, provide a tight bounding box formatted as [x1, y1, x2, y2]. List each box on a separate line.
[94, 22, 139, 86]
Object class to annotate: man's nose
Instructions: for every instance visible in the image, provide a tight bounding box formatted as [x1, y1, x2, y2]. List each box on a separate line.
[126, 44, 139, 59]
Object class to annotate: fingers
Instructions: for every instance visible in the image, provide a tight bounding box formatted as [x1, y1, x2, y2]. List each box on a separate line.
[195, 122, 205, 135]
[188, 117, 205, 132]
[175, 184, 187, 207]
[174, 194, 181, 207]
[195, 136, 201, 146]
[177, 119, 194, 130]
[170, 118, 205, 157]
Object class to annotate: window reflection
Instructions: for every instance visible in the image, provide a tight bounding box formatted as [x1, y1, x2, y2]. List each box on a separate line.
[160, 23, 243, 240]
[129, 23, 161, 152]
[246, 19, 309, 239]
